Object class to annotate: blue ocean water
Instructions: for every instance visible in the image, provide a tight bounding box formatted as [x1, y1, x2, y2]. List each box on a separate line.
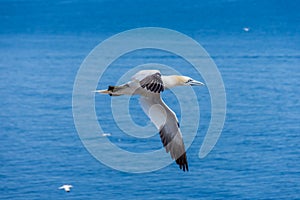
[1, 0, 299, 199]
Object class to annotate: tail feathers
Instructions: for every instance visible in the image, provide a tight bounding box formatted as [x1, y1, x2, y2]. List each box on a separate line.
[107, 86, 114, 91]
[94, 86, 121, 96]
[107, 86, 115, 96]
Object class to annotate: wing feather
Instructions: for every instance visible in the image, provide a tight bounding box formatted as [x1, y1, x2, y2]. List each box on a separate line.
[132, 70, 164, 93]
[139, 94, 188, 171]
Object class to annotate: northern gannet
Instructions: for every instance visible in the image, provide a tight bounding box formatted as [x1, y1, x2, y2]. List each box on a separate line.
[101, 133, 112, 137]
[95, 70, 204, 171]
[58, 184, 73, 192]
[243, 27, 250, 32]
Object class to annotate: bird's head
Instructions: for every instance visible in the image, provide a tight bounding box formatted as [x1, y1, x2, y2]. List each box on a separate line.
[176, 76, 205, 86]
[162, 75, 205, 89]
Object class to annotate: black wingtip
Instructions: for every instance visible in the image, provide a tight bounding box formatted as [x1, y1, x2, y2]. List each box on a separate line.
[176, 153, 189, 172]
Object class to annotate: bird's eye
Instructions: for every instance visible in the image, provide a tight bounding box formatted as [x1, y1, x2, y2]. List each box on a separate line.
[186, 79, 193, 83]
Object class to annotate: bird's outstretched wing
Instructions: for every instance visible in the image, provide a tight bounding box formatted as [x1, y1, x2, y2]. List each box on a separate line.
[131, 70, 164, 93]
[139, 94, 188, 171]
[96, 70, 164, 96]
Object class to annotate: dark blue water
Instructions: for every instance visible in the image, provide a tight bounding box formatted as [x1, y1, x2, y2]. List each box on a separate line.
[1, 0, 299, 199]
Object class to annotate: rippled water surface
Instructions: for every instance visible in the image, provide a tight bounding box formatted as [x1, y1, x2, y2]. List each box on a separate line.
[1, 1, 299, 199]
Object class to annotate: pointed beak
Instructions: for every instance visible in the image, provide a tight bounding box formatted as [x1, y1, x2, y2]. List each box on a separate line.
[189, 80, 205, 86]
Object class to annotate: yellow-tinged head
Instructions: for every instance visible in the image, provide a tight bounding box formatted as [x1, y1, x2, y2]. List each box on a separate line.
[176, 76, 205, 86]
[162, 75, 205, 89]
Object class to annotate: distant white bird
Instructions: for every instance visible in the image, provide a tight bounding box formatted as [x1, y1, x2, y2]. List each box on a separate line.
[243, 27, 250, 32]
[58, 184, 73, 192]
[95, 70, 204, 171]
[101, 133, 112, 137]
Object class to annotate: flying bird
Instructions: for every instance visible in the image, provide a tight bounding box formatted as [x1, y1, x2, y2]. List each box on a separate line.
[243, 27, 250, 32]
[58, 184, 73, 192]
[101, 133, 112, 137]
[95, 70, 204, 171]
